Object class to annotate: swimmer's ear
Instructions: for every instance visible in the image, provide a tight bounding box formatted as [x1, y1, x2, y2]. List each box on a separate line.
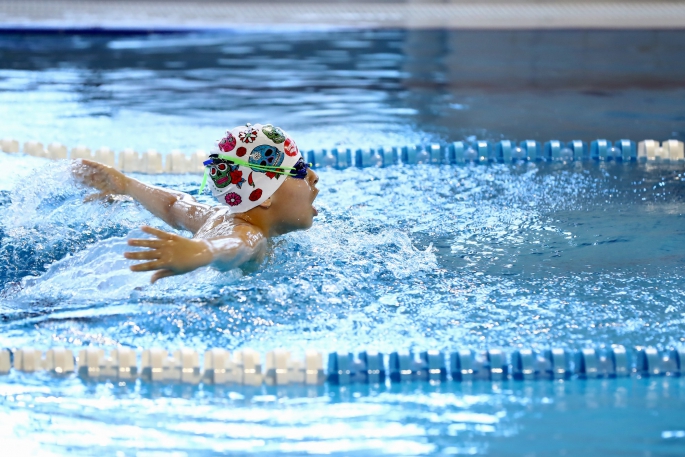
[258, 197, 272, 209]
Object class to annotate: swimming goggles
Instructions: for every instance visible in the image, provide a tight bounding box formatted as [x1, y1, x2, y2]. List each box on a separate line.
[199, 154, 311, 194]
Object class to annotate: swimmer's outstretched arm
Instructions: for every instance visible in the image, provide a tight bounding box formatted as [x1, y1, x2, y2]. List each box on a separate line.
[71, 159, 214, 234]
[124, 225, 266, 283]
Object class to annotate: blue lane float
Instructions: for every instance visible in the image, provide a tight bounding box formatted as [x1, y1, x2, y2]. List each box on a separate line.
[617, 139, 637, 161]
[0, 137, 680, 172]
[544, 140, 565, 161]
[2, 345, 685, 386]
[520, 139, 540, 161]
[304, 138, 665, 169]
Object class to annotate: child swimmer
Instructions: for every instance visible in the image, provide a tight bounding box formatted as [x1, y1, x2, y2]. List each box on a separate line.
[71, 123, 319, 283]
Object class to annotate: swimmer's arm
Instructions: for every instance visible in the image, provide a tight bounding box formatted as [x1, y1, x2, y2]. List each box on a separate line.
[125, 225, 266, 283]
[125, 176, 213, 234]
[72, 159, 213, 234]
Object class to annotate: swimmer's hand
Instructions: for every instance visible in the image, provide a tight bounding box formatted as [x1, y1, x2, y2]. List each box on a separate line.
[124, 226, 213, 283]
[70, 159, 129, 201]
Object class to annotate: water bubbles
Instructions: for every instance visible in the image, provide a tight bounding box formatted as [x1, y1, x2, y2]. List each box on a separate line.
[512, 146, 525, 160]
[464, 148, 478, 162]
[559, 147, 574, 161]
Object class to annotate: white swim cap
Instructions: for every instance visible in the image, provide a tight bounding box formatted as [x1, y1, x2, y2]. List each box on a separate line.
[200, 123, 304, 213]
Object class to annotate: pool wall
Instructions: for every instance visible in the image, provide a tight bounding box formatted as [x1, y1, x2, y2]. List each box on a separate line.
[3, 1, 685, 31]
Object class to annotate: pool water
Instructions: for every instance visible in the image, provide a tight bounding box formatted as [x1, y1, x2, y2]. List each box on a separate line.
[1, 30, 685, 455]
[1, 29, 685, 151]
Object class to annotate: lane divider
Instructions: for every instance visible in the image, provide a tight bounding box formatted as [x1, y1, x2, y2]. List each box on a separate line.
[0, 139, 207, 174]
[1, 138, 684, 174]
[1, 345, 683, 385]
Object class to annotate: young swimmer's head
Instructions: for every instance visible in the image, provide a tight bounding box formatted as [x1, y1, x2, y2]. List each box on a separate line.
[201, 123, 319, 231]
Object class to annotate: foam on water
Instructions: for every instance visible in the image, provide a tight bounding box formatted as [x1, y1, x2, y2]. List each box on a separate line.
[1, 153, 684, 356]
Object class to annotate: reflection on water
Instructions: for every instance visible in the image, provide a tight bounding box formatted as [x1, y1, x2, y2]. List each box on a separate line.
[1, 30, 685, 153]
[1, 373, 684, 456]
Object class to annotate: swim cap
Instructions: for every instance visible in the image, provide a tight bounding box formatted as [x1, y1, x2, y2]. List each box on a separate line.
[202, 123, 303, 213]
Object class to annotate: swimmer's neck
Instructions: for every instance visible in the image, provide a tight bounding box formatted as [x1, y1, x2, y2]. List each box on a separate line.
[225, 207, 296, 239]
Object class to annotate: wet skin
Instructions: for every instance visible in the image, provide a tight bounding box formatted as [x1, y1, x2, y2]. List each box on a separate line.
[72, 159, 319, 283]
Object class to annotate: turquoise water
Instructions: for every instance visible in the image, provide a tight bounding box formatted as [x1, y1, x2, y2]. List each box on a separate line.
[2, 374, 685, 456]
[1, 30, 685, 455]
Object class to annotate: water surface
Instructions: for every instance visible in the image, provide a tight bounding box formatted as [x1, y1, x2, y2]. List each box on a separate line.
[1, 29, 685, 456]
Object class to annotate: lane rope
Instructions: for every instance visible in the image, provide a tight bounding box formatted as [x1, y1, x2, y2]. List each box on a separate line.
[1, 138, 683, 174]
[1, 345, 683, 385]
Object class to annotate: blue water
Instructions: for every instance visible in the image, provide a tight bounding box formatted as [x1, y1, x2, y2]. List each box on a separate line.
[1, 30, 685, 455]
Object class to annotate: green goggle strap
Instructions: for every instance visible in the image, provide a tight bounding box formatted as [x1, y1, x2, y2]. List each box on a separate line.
[199, 169, 209, 194]
[214, 154, 300, 173]
[198, 154, 307, 195]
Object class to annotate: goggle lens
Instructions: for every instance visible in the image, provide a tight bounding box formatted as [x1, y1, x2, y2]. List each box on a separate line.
[289, 158, 309, 179]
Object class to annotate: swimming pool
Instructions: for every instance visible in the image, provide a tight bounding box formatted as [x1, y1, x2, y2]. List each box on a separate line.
[1, 29, 685, 455]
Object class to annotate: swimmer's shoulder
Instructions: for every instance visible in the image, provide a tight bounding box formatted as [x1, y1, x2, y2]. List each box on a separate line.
[193, 210, 268, 271]
[193, 208, 265, 245]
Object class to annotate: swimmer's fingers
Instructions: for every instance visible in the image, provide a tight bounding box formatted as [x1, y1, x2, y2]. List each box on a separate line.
[84, 192, 119, 202]
[72, 158, 101, 170]
[150, 269, 177, 284]
[71, 159, 128, 194]
[70, 159, 94, 179]
[83, 192, 121, 204]
[130, 259, 165, 272]
[71, 160, 105, 184]
[140, 225, 183, 240]
[83, 192, 107, 202]
[127, 238, 167, 249]
[124, 249, 161, 261]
